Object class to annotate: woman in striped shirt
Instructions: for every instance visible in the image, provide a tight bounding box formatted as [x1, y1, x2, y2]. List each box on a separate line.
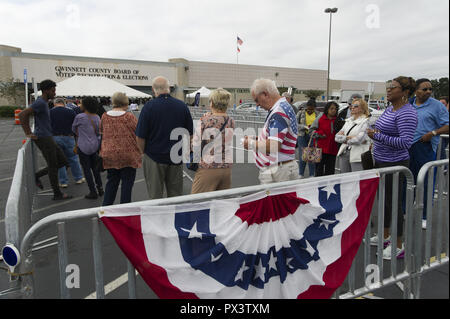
[367, 76, 418, 260]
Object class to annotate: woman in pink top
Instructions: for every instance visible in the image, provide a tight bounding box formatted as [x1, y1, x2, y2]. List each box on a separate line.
[100, 92, 142, 206]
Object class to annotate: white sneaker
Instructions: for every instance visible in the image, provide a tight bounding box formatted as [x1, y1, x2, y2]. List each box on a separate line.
[382, 243, 405, 260]
[59, 183, 68, 188]
[368, 235, 391, 247]
[76, 178, 86, 184]
[422, 220, 427, 230]
[298, 175, 304, 180]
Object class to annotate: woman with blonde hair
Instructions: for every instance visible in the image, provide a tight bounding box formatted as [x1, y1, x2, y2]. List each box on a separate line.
[335, 98, 371, 172]
[100, 92, 142, 205]
[191, 88, 235, 194]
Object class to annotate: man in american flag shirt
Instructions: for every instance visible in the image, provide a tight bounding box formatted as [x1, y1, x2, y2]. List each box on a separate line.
[243, 78, 299, 184]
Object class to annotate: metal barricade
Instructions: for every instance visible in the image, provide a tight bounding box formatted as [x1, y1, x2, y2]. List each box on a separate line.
[233, 120, 265, 132]
[11, 166, 425, 299]
[4, 139, 36, 252]
[1, 139, 37, 298]
[412, 159, 449, 299]
[337, 166, 416, 299]
[3, 143, 448, 299]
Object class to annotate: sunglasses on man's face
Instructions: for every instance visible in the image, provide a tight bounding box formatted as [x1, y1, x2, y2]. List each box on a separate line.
[420, 88, 433, 92]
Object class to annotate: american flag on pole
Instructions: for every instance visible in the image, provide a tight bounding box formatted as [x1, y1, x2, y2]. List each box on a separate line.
[100, 171, 379, 299]
[237, 36, 243, 46]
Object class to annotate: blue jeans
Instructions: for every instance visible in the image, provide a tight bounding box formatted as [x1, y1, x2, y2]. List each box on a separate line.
[409, 141, 436, 220]
[298, 134, 315, 176]
[102, 167, 137, 206]
[53, 135, 83, 184]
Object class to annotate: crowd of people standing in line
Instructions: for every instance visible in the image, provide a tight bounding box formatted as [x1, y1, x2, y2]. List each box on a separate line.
[294, 76, 448, 259]
[20, 75, 448, 260]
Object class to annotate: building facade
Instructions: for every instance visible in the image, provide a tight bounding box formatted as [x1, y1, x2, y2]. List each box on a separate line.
[0, 44, 387, 106]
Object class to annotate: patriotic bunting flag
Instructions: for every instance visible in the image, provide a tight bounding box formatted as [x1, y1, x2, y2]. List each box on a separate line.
[100, 172, 379, 299]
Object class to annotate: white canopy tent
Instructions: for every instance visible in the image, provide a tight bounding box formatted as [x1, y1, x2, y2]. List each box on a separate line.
[186, 86, 211, 98]
[33, 75, 151, 98]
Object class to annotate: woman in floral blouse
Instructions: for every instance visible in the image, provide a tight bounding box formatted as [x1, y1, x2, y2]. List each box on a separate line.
[191, 88, 235, 194]
[100, 92, 142, 205]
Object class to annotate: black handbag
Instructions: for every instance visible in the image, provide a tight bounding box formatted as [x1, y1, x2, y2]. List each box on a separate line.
[88, 115, 105, 172]
[361, 149, 374, 170]
[187, 117, 229, 172]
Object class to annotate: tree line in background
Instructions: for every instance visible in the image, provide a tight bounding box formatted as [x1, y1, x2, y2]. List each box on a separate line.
[430, 77, 449, 99]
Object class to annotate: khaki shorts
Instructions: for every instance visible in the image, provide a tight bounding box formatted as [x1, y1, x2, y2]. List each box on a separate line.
[258, 160, 298, 185]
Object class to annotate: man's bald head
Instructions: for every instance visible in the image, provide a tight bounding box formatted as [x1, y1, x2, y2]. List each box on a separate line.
[152, 76, 170, 96]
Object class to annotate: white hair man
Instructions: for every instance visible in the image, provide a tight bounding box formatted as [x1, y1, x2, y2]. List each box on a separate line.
[243, 78, 299, 184]
[136, 76, 193, 199]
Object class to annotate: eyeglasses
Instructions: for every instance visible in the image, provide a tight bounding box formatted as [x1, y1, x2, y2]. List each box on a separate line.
[420, 88, 433, 92]
[350, 104, 360, 108]
[386, 85, 400, 90]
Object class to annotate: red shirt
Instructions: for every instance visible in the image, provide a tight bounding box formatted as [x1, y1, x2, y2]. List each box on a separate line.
[315, 115, 338, 155]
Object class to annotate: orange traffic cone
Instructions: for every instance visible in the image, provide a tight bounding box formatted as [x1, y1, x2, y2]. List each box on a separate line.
[14, 109, 21, 125]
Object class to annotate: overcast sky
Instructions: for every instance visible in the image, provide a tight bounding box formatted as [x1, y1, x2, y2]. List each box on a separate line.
[0, 0, 448, 82]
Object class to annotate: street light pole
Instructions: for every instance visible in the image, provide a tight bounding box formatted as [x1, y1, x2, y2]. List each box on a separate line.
[325, 7, 338, 101]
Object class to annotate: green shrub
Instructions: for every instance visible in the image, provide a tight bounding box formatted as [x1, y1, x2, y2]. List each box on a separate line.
[0, 106, 25, 117]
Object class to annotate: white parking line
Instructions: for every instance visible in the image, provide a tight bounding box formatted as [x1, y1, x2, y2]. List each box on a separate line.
[84, 270, 139, 299]
[0, 177, 13, 182]
[33, 196, 85, 214]
[33, 179, 146, 214]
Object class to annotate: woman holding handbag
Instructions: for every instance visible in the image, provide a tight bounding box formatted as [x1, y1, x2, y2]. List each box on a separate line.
[335, 98, 371, 172]
[313, 101, 339, 176]
[72, 97, 104, 199]
[297, 99, 322, 178]
[191, 88, 235, 194]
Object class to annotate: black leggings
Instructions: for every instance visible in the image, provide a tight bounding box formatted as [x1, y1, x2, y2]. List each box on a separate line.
[315, 153, 336, 177]
[78, 149, 103, 194]
[374, 159, 409, 237]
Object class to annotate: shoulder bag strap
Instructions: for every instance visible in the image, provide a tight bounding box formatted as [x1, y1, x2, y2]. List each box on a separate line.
[346, 123, 358, 136]
[87, 115, 99, 136]
[218, 116, 229, 134]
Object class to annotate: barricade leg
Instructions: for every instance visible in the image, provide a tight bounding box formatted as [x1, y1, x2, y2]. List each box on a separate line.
[92, 217, 105, 299]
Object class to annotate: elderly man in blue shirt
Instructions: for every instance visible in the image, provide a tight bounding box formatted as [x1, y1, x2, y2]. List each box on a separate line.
[136, 76, 193, 199]
[409, 78, 449, 229]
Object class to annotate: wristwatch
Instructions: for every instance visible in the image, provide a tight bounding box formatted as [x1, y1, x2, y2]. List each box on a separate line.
[431, 130, 437, 136]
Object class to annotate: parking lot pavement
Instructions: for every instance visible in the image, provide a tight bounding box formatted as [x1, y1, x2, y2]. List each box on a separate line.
[1, 117, 448, 299]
